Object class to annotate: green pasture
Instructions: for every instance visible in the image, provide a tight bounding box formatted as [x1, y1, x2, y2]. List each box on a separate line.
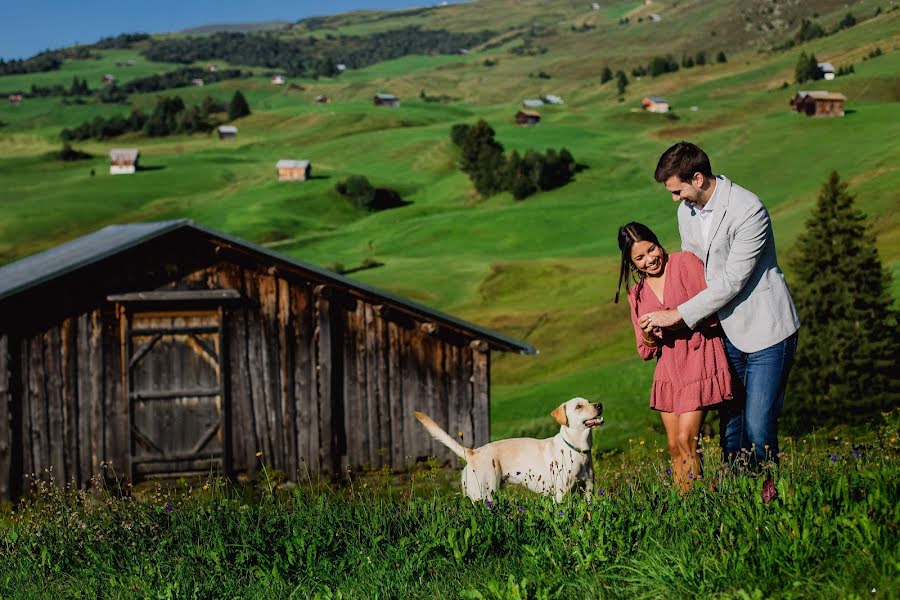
[0, 0, 898, 450]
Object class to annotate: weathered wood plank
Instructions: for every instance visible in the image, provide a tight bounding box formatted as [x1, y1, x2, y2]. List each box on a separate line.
[76, 314, 92, 486]
[292, 285, 315, 478]
[243, 271, 272, 468]
[387, 321, 404, 470]
[472, 348, 490, 447]
[460, 346, 476, 452]
[28, 334, 49, 478]
[277, 277, 297, 478]
[256, 273, 282, 471]
[446, 343, 463, 462]
[401, 328, 422, 461]
[45, 327, 66, 480]
[364, 305, 380, 467]
[102, 305, 126, 482]
[20, 339, 33, 480]
[374, 310, 390, 469]
[314, 295, 334, 474]
[61, 318, 78, 485]
[0, 335, 11, 499]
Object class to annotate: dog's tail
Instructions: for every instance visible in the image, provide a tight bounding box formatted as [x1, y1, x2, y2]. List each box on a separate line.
[414, 411, 470, 459]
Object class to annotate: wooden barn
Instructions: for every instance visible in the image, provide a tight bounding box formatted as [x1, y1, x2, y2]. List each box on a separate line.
[109, 149, 140, 175]
[374, 93, 400, 108]
[0, 220, 535, 499]
[276, 160, 311, 181]
[515, 110, 541, 126]
[789, 91, 846, 117]
[641, 96, 669, 113]
[218, 125, 238, 141]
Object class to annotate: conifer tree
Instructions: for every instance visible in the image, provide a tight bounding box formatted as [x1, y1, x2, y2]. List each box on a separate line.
[786, 172, 899, 428]
[228, 90, 251, 121]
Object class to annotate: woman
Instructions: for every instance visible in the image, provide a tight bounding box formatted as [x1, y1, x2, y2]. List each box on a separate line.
[615, 222, 732, 491]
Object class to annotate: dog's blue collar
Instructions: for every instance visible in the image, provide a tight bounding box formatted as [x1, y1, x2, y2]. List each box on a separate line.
[562, 436, 590, 455]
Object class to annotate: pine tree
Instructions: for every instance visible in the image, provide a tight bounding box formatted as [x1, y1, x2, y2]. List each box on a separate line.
[228, 90, 251, 121]
[615, 70, 628, 95]
[786, 172, 899, 428]
[600, 66, 613, 84]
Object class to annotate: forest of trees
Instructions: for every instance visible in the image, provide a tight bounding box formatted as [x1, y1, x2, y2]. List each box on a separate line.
[141, 27, 495, 77]
[451, 121, 578, 200]
[59, 92, 240, 141]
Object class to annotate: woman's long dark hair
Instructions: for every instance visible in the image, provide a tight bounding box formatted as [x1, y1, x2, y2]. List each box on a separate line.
[615, 222, 665, 303]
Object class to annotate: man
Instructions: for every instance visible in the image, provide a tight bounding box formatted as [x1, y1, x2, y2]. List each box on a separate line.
[640, 141, 799, 468]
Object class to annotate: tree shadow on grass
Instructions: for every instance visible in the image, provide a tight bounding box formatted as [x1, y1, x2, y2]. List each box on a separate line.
[136, 164, 166, 172]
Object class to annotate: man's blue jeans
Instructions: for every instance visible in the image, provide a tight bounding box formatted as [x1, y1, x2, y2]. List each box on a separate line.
[720, 332, 798, 469]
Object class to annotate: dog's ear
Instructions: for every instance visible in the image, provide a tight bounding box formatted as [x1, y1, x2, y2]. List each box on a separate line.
[551, 403, 568, 426]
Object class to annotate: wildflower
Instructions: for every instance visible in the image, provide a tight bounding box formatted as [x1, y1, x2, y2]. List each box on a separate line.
[665, 468, 672, 476]
[518, 506, 525, 514]
[688, 473, 694, 480]
[639, 439, 645, 446]
[852, 450, 861, 459]
[598, 489, 604, 496]
[830, 455, 838, 463]
[485, 500, 493, 508]
[558, 510, 564, 517]
[256, 451, 263, 457]
[164, 504, 174, 512]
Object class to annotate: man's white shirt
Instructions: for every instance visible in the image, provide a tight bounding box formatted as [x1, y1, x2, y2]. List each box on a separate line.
[686, 176, 722, 248]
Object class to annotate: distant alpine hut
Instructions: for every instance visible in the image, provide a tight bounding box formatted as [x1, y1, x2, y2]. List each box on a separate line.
[191, 78, 205, 87]
[374, 93, 400, 107]
[314, 95, 330, 104]
[217, 125, 238, 141]
[276, 160, 311, 181]
[543, 95, 564, 105]
[0, 219, 535, 499]
[818, 62, 836, 81]
[206, 64, 218, 72]
[8, 94, 22, 105]
[271, 75, 286, 85]
[789, 91, 845, 117]
[641, 96, 670, 113]
[522, 98, 544, 108]
[109, 149, 140, 175]
[515, 110, 541, 126]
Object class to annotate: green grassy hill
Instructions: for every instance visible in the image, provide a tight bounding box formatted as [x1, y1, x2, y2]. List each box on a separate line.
[1, 0, 898, 452]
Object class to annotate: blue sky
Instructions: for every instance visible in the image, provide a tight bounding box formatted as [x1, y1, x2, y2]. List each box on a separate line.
[1, 1, 467, 60]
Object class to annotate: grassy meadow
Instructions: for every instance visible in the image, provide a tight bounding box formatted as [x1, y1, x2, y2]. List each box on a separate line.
[0, 418, 897, 598]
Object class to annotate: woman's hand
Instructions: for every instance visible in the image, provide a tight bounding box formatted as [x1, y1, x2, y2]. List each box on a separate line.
[639, 310, 684, 332]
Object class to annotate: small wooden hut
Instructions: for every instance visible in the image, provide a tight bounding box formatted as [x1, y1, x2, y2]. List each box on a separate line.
[789, 91, 845, 117]
[641, 96, 669, 113]
[374, 93, 400, 107]
[109, 149, 140, 175]
[0, 220, 535, 499]
[218, 125, 238, 141]
[515, 110, 541, 126]
[276, 160, 311, 181]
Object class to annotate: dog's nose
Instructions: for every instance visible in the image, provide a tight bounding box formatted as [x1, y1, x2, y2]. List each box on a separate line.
[594, 402, 603, 413]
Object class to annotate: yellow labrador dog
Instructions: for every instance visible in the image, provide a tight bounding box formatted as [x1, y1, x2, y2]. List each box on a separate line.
[414, 397, 603, 502]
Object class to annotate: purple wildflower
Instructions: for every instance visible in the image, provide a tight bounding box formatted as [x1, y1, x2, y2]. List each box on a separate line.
[665, 468, 672, 476]
[598, 489, 604, 496]
[558, 510, 564, 517]
[852, 450, 860, 459]
[485, 500, 493, 508]
[830, 455, 838, 463]
[164, 503, 174, 512]
[518, 506, 525, 514]
[688, 472, 694, 480]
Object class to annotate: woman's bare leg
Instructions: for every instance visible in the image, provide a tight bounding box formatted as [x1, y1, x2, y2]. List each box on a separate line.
[660, 412, 685, 488]
[676, 410, 706, 490]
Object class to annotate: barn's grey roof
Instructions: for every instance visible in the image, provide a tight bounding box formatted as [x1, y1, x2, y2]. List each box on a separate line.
[218, 125, 238, 133]
[276, 159, 310, 169]
[0, 220, 537, 355]
[109, 148, 139, 162]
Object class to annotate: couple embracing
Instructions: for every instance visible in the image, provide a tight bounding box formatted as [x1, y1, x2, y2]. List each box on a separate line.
[616, 142, 800, 490]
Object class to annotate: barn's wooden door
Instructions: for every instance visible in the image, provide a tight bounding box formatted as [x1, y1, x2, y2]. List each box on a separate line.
[122, 307, 229, 481]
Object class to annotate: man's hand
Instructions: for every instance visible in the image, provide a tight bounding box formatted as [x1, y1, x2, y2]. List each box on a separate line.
[639, 309, 684, 332]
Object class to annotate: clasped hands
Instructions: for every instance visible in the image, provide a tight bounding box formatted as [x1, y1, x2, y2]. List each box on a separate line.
[638, 309, 683, 342]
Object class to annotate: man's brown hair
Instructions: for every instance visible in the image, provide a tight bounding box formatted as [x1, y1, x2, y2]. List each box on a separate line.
[654, 141, 713, 183]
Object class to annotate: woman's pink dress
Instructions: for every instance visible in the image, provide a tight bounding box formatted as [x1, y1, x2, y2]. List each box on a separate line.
[628, 252, 733, 414]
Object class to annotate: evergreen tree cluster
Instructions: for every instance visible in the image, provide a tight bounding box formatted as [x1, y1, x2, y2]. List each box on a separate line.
[335, 175, 405, 211]
[626, 50, 724, 80]
[60, 92, 242, 141]
[451, 120, 577, 200]
[0, 52, 64, 76]
[794, 52, 824, 83]
[785, 172, 899, 428]
[119, 67, 248, 95]
[90, 33, 150, 50]
[141, 27, 494, 78]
